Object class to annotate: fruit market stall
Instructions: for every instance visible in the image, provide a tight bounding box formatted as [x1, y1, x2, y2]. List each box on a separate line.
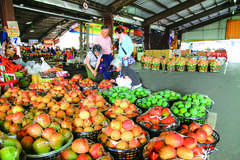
[0, 75, 220, 160]
[141, 56, 224, 72]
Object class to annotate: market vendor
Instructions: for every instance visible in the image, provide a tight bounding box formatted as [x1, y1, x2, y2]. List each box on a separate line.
[84, 44, 103, 82]
[94, 25, 113, 80]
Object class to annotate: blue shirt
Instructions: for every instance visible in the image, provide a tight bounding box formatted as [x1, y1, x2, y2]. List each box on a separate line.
[0, 31, 9, 45]
[118, 34, 134, 59]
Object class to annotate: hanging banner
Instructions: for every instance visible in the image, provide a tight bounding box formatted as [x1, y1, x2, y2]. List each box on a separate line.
[7, 21, 20, 37]
[29, 39, 39, 45]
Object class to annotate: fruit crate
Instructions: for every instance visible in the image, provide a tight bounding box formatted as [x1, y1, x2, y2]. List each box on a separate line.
[209, 65, 221, 72]
[199, 130, 220, 155]
[175, 64, 185, 72]
[173, 111, 208, 125]
[166, 64, 175, 72]
[99, 131, 150, 160]
[26, 134, 73, 160]
[198, 65, 208, 72]
[105, 108, 142, 122]
[151, 64, 160, 71]
[80, 86, 97, 91]
[187, 64, 197, 72]
[136, 119, 180, 138]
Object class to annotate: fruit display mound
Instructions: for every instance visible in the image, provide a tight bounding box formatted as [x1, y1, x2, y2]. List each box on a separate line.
[132, 87, 151, 99]
[136, 95, 169, 112]
[98, 118, 150, 160]
[79, 78, 97, 91]
[60, 138, 113, 160]
[143, 132, 208, 160]
[26, 133, 73, 160]
[136, 107, 180, 138]
[198, 130, 220, 154]
[171, 101, 208, 124]
[82, 94, 110, 112]
[72, 108, 110, 142]
[179, 122, 220, 155]
[153, 90, 181, 102]
[181, 93, 214, 110]
[101, 86, 137, 104]
[98, 80, 113, 91]
[104, 99, 142, 120]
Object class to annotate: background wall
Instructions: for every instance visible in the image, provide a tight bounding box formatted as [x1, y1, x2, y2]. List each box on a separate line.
[182, 16, 240, 41]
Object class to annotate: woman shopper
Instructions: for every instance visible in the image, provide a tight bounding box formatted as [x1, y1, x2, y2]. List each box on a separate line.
[84, 44, 103, 82]
[115, 27, 134, 67]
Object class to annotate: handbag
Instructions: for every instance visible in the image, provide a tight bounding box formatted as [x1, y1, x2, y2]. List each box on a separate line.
[120, 44, 135, 65]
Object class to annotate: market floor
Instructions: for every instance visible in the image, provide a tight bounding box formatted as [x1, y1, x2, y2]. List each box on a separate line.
[65, 63, 240, 160]
[133, 63, 240, 160]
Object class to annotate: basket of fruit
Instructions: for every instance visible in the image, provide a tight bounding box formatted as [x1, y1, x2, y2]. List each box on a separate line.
[98, 80, 113, 91]
[167, 60, 175, 72]
[209, 60, 221, 72]
[136, 95, 169, 112]
[80, 78, 97, 91]
[82, 94, 110, 112]
[60, 138, 113, 160]
[102, 86, 137, 104]
[175, 58, 186, 72]
[136, 106, 180, 138]
[98, 118, 150, 160]
[18, 114, 74, 160]
[153, 90, 181, 106]
[198, 59, 209, 72]
[132, 87, 151, 99]
[171, 101, 208, 124]
[151, 58, 161, 71]
[104, 99, 142, 121]
[179, 122, 220, 155]
[187, 59, 197, 72]
[72, 108, 110, 142]
[181, 93, 214, 110]
[143, 132, 208, 160]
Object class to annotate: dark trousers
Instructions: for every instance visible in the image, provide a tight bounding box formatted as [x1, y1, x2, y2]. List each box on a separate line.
[102, 54, 113, 80]
[121, 66, 141, 86]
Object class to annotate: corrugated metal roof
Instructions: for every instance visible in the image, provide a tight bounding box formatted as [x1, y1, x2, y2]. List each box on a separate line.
[93, 0, 115, 6]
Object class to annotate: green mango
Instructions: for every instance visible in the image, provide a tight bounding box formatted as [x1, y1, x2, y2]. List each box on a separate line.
[0, 146, 18, 160]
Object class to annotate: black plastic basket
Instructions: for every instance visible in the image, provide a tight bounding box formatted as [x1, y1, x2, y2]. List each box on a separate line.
[99, 131, 150, 160]
[136, 118, 180, 138]
[173, 111, 208, 125]
[26, 134, 73, 160]
[199, 130, 220, 154]
[73, 120, 109, 142]
[52, 96, 63, 102]
[104, 108, 142, 121]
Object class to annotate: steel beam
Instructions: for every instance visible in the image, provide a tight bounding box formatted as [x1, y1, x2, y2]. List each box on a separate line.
[108, 0, 137, 13]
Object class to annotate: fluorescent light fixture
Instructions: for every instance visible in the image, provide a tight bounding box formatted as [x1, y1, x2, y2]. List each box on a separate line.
[26, 21, 32, 24]
[52, 31, 57, 34]
[30, 29, 35, 32]
[93, 16, 98, 19]
[133, 16, 144, 22]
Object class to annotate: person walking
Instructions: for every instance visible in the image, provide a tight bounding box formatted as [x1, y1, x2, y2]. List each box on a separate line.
[94, 25, 113, 80]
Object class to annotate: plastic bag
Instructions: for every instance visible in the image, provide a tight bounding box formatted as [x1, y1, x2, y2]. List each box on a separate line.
[40, 57, 51, 72]
[26, 63, 42, 75]
[116, 76, 132, 89]
[13, 58, 25, 66]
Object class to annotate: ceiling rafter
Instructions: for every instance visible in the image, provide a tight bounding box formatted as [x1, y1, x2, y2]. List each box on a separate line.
[179, 11, 240, 33]
[39, 19, 69, 41]
[108, 0, 138, 13]
[175, 0, 195, 25]
[168, 1, 232, 29]
[54, 21, 77, 40]
[21, 15, 47, 38]
[144, 0, 205, 26]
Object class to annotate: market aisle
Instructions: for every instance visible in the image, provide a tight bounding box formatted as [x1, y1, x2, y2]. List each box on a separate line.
[133, 63, 240, 160]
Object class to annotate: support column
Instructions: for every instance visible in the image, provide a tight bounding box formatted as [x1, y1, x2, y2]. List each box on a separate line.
[104, 13, 113, 39]
[79, 22, 83, 50]
[0, 0, 15, 27]
[177, 32, 182, 49]
[86, 23, 89, 51]
[144, 25, 150, 50]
